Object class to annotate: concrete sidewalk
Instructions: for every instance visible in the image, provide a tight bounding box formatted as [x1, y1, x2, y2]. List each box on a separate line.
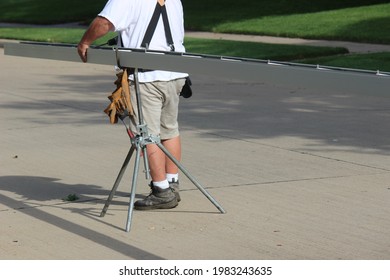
[1, 47, 390, 260]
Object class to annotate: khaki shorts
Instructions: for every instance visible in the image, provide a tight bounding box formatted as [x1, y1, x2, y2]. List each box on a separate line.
[129, 78, 186, 140]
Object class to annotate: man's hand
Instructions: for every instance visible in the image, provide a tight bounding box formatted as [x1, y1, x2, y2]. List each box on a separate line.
[77, 43, 89, 63]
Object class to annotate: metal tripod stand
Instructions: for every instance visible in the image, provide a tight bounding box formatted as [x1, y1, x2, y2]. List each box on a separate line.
[100, 68, 226, 232]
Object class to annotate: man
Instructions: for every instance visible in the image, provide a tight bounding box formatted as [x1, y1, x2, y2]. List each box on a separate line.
[77, 0, 188, 210]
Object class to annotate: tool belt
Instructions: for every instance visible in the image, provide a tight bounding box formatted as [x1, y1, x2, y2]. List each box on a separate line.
[103, 68, 134, 124]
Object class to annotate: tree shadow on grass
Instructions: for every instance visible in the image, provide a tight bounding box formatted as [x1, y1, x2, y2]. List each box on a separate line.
[334, 17, 390, 44]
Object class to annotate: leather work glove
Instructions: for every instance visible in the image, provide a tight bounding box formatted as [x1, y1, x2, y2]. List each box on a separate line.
[104, 68, 134, 124]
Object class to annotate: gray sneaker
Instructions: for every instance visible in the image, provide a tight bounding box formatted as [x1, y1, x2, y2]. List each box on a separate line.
[169, 179, 181, 202]
[134, 184, 178, 210]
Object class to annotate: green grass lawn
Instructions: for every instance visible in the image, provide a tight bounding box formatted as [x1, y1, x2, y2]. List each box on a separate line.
[0, 27, 349, 61]
[298, 52, 390, 72]
[1, 0, 389, 43]
[0, 0, 105, 24]
[183, 0, 390, 43]
[213, 3, 390, 44]
[184, 38, 348, 61]
[1, 0, 389, 71]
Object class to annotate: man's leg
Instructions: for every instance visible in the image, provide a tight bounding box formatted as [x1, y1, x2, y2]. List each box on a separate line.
[133, 139, 180, 210]
[144, 136, 181, 180]
[162, 136, 181, 202]
[146, 144, 167, 182]
[162, 136, 181, 174]
[144, 136, 181, 179]
[134, 143, 178, 210]
[132, 80, 183, 210]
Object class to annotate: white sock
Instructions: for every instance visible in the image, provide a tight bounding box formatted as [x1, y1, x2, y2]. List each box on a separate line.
[153, 179, 169, 189]
[166, 173, 179, 183]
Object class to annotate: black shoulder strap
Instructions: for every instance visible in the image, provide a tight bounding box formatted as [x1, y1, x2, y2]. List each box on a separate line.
[141, 0, 175, 51]
[161, 3, 174, 50]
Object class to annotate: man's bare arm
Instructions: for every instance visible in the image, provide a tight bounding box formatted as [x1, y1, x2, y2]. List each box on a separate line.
[77, 16, 114, 62]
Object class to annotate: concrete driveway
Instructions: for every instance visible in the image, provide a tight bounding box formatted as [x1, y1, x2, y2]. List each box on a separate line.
[1, 47, 389, 260]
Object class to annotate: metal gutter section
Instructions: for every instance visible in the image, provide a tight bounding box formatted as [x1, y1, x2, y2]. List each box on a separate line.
[4, 42, 390, 96]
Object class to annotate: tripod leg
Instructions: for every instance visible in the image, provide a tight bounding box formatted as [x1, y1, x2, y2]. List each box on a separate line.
[100, 145, 135, 217]
[125, 145, 142, 232]
[142, 145, 150, 179]
[156, 142, 226, 214]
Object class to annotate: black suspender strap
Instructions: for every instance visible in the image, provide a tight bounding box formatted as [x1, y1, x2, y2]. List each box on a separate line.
[141, 0, 175, 51]
[161, 4, 174, 50]
[141, 2, 161, 49]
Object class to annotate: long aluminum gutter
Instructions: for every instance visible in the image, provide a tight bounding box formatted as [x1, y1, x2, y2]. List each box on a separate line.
[4, 42, 390, 96]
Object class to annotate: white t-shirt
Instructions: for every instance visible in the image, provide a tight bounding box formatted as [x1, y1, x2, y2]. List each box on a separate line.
[98, 0, 188, 82]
